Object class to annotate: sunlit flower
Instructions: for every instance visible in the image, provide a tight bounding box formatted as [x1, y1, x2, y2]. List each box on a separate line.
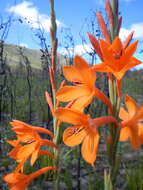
[56, 55, 112, 112]
[119, 95, 143, 149]
[10, 120, 54, 138]
[8, 120, 58, 171]
[55, 108, 116, 166]
[92, 37, 141, 80]
[3, 167, 57, 190]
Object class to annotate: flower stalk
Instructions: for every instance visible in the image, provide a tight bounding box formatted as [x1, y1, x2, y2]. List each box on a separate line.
[49, 0, 61, 189]
[106, 0, 121, 187]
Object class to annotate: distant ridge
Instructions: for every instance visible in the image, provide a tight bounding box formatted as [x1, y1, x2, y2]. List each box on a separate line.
[3, 43, 67, 70]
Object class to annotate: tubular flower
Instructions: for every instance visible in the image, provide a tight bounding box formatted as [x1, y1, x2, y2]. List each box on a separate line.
[119, 95, 143, 149]
[8, 120, 58, 171]
[10, 120, 54, 138]
[55, 108, 117, 166]
[3, 167, 57, 190]
[56, 55, 112, 112]
[92, 37, 141, 80]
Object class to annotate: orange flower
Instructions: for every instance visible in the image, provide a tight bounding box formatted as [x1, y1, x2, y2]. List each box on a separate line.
[8, 120, 58, 171]
[92, 37, 141, 80]
[55, 108, 116, 166]
[119, 95, 143, 149]
[3, 167, 57, 190]
[56, 55, 112, 111]
[10, 120, 54, 138]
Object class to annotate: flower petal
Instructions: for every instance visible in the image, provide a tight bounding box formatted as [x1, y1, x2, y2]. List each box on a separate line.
[8, 145, 22, 160]
[33, 126, 54, 138]
[29, 167, 57, 181]
[120, 125, 140, 150]
[41, 139, 58, 149]
[119, 107, 129, 121]
[16, 142, 37, 161]
[110, 37, 123, 54]
[3, 173, 26, 185]
[90, 116, 117, 128]
[10, 120, 30, 128]
[81, 133, 99, 166]
[119, 127, 131, 141]
[92, 63, 111, 72]
[130, 126, 141, 150]
[125, 95, 138, 117]
[87, 32, 103, 60]
[112, 71, 125, 80]
[54, 108, 88, 125]
[122, 57, 141, 73]
[124, 41, 138, 62]
[31, 150, 39, 166]
[100, 39, 116, 68]
[15, 159, 26, 173]
[16, 133, 39, 143]
[7, 140, 20, 147]
[70, 93, 94, 112]
[138, 123, 143, 144]
[11, 120, 54, 138]
[74, 55, 96, 86]
[133, 105, 143, 122]
[63, 65, 83, 83]
[63, 126, 86, 146]
[123, 31, 134, 49]
[56, 85, 91, 102]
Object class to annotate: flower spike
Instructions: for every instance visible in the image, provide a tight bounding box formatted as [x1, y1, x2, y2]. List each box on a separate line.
[96, 11, 111, 43]
[87, 32, 103, 60]
[123, 31, 134, 49]
[105, 0, 113, 28]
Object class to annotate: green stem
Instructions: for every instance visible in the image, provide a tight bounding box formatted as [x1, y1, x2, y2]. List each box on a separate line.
[109, 79, 114, 107]
[49, 0, 61, 189]
[106, 1, 121, 188]
[53, 89, 57, 135]
[108, 76, 121, 188]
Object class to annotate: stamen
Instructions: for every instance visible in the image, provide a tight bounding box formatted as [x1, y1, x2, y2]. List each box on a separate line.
[73, 81, 82, 85]
[113, 50, 122, 59]
[21, 139, 35, 146]
[68, 127, 83, 136]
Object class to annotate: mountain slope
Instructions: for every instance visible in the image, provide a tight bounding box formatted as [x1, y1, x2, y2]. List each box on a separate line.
[3, 43, 67, 70]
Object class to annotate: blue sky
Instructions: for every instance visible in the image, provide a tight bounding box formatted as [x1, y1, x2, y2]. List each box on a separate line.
[1, 0, 143, 63]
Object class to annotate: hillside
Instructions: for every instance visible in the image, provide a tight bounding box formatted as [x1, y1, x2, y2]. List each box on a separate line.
[3, 43, 67, 70]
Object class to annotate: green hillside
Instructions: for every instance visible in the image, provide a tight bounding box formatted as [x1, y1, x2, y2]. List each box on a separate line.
[3, 44, 41, 69]
[3, 43, 67, 70]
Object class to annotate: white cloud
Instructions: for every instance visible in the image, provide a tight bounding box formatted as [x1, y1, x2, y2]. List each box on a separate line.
[59, 44, 92, 56]
[20, 43, 28, 48]
[119, 22, 143, 40]
[7, 1, 63, 32]
[131, 23, 143, 38]
[119, 28, 131, 41]
[74, 44, 92, 55]
[58, 47, 72, 56]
